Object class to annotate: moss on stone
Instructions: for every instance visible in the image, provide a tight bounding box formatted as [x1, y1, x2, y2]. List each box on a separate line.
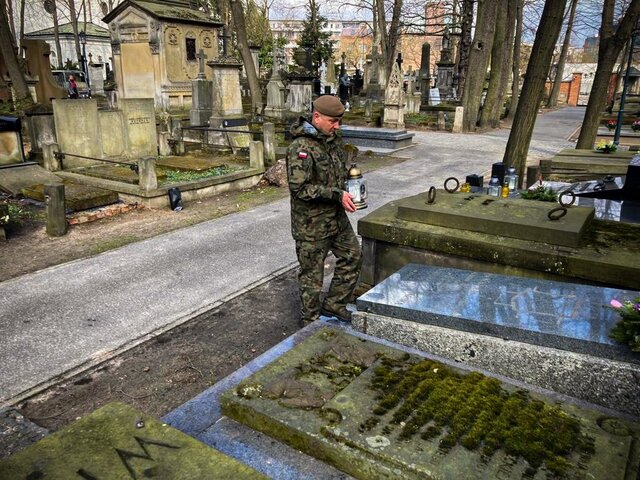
[368, 355, 594, 477]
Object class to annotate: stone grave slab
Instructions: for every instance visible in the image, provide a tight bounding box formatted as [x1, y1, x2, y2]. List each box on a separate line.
[22, 181, 119, 211]
[0, 164, 62, 195]
[0, 402, 266, 479]
[221, 328, 640, 480]
[340, 125, 414, 150]
[395, 190, 594, 247]
[157, 156, 226, 172]
[357, 263, 640, 363]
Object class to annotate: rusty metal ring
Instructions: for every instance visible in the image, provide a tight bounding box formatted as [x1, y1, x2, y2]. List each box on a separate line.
[547, 207, 567, 221]
[558, 190, 575, 207]
[427, 186, 437, 204]
[444, 177, 460, 193]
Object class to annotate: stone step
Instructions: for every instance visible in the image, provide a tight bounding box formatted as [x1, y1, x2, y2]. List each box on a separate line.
[354, 263, 640, 416]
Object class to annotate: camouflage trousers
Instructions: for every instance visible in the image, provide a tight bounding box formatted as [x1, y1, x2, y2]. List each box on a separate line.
[295, 226, 362, 324]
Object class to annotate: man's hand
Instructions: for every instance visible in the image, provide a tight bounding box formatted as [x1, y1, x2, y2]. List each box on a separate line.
[341, 191, 357, 213]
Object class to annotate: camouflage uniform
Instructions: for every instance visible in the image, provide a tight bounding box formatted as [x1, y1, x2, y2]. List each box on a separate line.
[286, 117, 362, 324]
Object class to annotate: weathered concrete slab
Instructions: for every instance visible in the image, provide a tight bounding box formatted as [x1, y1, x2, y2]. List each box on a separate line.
[22, 182, 119, 211]
[222, 328, 640, 480]
[157, 157, 226, 171]
[340, 125, 415, 150]
[396, 191, 594, 247]
[554, 148, 635, 160]
[0, 164, 62, 195]
[0, 402, 266, 479]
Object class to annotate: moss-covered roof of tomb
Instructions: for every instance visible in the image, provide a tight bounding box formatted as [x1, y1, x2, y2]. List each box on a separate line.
[103, 0, 223, 27]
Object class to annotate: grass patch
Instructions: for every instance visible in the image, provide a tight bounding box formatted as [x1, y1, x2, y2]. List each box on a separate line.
[91, 235, 140, 255]
[162, 165, 243, 183]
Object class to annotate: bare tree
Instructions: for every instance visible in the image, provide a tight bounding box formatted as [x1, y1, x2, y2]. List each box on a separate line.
[502, 0, 568, 186]
[576, 0, 640, 149]
[479, 0, 513, 129]
[0, 0, 31, 102]
[461, 0, 499, 132]
[229, 0, 263, 116]
[507, 0, 523, 120]
[454, 0, 473, 99]
[547, 0, 578, 108]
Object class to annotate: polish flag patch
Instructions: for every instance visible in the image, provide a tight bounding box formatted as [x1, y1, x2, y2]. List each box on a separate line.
[298, 152, 308, 159]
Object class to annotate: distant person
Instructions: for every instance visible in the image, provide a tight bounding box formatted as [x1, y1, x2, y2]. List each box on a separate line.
[285, 95, 362, 327]
[66, 74, 78, 99]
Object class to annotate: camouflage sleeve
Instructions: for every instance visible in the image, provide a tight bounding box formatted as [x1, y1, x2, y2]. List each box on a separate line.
[286, 143, 342, 203]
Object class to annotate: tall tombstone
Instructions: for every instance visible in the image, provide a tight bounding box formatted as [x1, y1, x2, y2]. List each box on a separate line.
[120, 98, 158, 158]
[264, 47, 288, 119]
[325, 56, 338, 94]
[190, 49, 213, 126]
[52, 98, 102, 168]
[88, 64, 105, 95]
[404, 67, 421, 114]
[383, 62, 405, 129]
[436, 27, 455, 101]
[419, 41, 432, 105]
[207, 57, 250, 149]
[367, 49, 382, 101]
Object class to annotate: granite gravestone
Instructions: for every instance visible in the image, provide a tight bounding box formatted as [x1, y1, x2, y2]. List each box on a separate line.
[120, 98, 158, 158]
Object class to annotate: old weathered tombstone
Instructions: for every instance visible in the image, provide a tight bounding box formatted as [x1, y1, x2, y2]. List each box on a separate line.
[0, 402, 266, 478]
[222, 328, 640, 480]
[262, 122, 276, 166]
[264, 46, 288, 120]
[44, 183, 67, 237]
[190, 49, 213, 126]
[207, 56, 251, 150]
[382, 62, 405, 129]
[452, 106, 464, 133]
[418, 41, 432, 106]
[436, 27, 456, 101]
[120, 98, 158, 158]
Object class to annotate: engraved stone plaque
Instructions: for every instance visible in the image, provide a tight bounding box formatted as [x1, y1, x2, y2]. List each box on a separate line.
[0, 402, 266, 479]
[221, 329, 640, 480]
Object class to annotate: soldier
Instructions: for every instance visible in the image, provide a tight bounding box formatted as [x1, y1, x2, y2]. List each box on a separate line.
[286, 95, 362, 326]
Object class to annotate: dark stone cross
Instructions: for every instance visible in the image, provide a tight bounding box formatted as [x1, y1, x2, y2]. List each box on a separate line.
[396, 52, 403, 70]
[196, 49, 207, 78]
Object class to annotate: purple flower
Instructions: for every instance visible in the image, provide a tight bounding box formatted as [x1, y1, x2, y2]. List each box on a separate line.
[610, 299, 623, 308]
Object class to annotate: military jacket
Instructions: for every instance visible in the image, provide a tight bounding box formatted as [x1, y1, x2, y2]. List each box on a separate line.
[286, 117, 349, 241]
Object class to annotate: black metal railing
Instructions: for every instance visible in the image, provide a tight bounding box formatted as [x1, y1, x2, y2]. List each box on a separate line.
[53, 151, 139, 173]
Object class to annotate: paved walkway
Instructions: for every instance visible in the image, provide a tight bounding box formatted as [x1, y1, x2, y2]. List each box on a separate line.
[0, 107, 583, 406]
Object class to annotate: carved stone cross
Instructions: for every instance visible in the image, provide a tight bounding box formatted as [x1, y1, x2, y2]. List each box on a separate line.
[196, 49, 207, 78]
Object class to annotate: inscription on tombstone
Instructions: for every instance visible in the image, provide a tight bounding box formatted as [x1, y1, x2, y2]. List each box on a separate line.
[0, 402, 266, 479]
[221, 329, 640, 480]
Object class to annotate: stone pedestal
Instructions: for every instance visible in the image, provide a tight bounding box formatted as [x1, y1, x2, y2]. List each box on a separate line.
[382, 63, 405, 129]
[263, 77, 288, 119]
[190, 78, 213, 126]
[287, 79, 313, 114]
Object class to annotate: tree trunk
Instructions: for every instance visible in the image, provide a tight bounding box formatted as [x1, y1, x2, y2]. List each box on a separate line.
[229, 0, 263, 117]
[65, 0, 82, 65]
[384, 0, 403, 81]
[375, 0, 387, 78]
[507, 0, 523, 120]
[461, 0, 499, 132]
[502, 0, 568, 186]
[19, 0, 25, 51]
[51, 0, 63, 68]
[479, 0, 508, 129]
[455, 0, 474, 99]
[0, 0, 31, 101]
[547, 0, 578, 107]
[6, 0, 15, 40]
[576, 0, 640, 149]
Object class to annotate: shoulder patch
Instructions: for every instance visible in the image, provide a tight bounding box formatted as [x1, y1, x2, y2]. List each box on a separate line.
[298, 152, 308, 159]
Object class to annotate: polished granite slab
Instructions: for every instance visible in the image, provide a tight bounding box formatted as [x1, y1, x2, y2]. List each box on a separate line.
[356, 264, 640, 363]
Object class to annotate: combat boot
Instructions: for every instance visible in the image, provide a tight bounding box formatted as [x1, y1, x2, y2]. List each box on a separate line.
[320, 305, 352, 322]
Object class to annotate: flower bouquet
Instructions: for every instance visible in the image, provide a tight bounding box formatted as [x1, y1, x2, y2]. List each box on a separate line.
[632, 119, 640, 132]
[595, 140, 617, 153]
[608, 297, 640, 352]
[606, 119, 617, 130]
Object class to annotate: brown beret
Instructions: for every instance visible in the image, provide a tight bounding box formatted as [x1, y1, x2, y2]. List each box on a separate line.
[313, 95, 345, 118]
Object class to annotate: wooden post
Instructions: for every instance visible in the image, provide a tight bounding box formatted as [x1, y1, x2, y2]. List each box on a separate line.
[45, 183, 67, 236]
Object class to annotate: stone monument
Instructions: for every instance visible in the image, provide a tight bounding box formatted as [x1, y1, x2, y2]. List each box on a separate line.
[190, 49, 213, 126]
[287, 48, 314, 115]
[382, 62, 405, 129]
[418, 41, 432, 107]
[325, 56, 338, 95]
[436, 27, 456, 101]
[264, 47, 288, 120]
[404, 67, 421, 114]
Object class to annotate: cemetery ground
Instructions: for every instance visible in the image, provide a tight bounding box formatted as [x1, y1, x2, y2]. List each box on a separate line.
[0, 152, 406, 457]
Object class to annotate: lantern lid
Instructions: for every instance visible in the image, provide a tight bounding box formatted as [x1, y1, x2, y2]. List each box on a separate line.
[348, 163, 362, 179]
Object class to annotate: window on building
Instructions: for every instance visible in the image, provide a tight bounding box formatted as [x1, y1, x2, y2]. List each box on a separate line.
[186, 38, 196, 61]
